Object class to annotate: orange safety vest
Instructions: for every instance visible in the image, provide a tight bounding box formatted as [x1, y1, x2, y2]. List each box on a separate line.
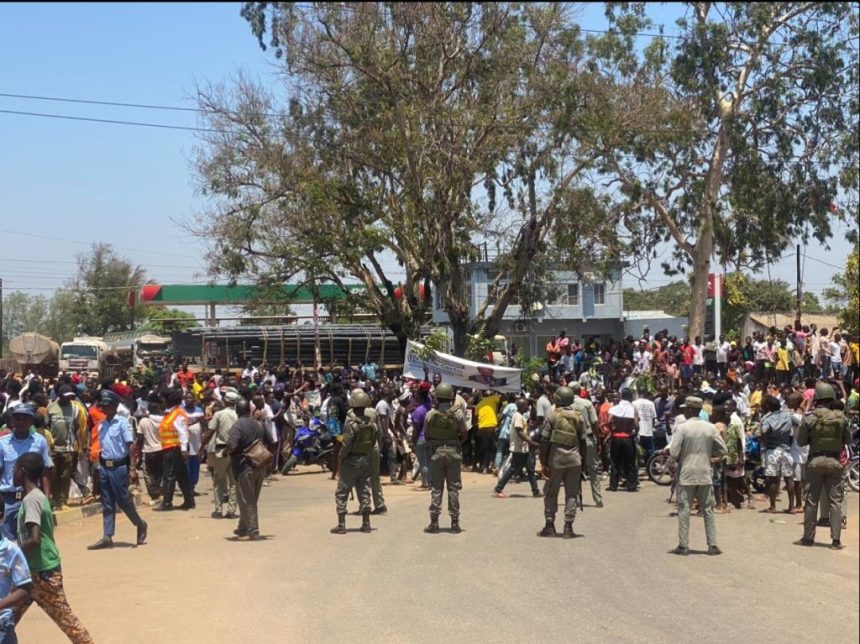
[89, 406, 105, 462]
[159, 407, 188, 450]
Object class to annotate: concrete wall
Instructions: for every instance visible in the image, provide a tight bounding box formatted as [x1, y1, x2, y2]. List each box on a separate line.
[624, 316, 689, 339]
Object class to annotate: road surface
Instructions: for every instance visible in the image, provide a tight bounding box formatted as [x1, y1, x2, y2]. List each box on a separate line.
[19, 468, 859, 643]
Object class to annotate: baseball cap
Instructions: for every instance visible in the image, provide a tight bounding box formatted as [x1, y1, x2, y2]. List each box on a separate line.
[10, 405, 36, 418]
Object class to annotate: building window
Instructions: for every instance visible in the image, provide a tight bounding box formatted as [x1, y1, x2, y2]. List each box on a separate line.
[566, 283, 579, 306]
[594, 282, 605, 305]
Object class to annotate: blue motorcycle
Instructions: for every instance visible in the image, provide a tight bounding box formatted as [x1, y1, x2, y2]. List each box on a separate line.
[281, 419, 335, 474]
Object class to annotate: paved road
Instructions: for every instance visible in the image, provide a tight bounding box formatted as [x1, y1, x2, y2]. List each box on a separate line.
[19, 468, 859, 644]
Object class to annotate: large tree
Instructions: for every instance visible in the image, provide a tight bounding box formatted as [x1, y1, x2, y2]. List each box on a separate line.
[823, 243, 860, 334]
[67, 243, 146, 336]
[141, 307, 199, 335]
[193, 2, 624, 354]
[583, 2, 858, 338]
[1, 292, 49, 349]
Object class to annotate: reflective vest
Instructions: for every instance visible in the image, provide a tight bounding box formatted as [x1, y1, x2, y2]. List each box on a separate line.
[425, 409, 460, 442]
[349, 417, 376, 456]
[549, 408, 582, 447]
[808, 408, 846, 454]
[159, 407, 188, 450]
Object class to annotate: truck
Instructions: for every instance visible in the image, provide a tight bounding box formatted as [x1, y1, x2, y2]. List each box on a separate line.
[103, 334, 172, 370]
[8, 333, 60, 377]
[58, 337, 108, 374]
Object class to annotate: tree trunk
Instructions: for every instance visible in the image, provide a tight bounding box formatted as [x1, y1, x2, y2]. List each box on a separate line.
[687, 228, 714, 340]
[449, 313, 469, 357]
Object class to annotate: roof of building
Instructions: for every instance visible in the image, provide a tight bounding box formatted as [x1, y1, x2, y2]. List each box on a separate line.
[623, 310, 680, 320]
[746, 312, 841, 330]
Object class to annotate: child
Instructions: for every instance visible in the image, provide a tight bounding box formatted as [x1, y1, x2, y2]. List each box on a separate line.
[0, 529, 31, 644]
[14, 453, 94, 644]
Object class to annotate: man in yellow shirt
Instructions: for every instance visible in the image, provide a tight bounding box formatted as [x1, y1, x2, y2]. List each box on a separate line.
[473, 391, 501, 475]
[748, 382, 765, 417]
[776, 340, 790, 385]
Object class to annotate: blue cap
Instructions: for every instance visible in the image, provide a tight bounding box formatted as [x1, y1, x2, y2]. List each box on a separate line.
[99, 390, 122, 406]
[10, 405, 35, 418]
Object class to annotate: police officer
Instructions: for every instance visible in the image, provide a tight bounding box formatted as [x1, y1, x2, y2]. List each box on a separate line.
[574, 388, 603, 508]
[330, 389, 375, 535]
[794, 382, 852, 550]
[88, 390, 148, 549]
[537, 386, 584, 539]
[423, 383, 467, 534]
[0, 405, 53, 541]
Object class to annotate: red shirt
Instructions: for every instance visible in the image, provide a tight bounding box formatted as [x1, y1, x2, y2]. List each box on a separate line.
[681, 345, 695, 366]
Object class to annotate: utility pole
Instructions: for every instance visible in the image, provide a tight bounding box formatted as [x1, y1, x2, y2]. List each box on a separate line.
[795, 243, 802, 329]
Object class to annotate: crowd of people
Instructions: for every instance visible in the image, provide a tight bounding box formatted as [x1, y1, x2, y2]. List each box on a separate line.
[0, 319, 857, 641]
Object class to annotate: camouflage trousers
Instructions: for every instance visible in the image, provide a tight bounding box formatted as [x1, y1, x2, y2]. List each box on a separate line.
[428, 444, 462, 520]
[335, 455, 371, 515]
[544, 465, 581, 524]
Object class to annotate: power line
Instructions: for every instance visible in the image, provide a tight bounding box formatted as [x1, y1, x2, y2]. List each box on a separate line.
[0, 229, 194, 259]
[0, 257, 202, 270]
[0, 92, 208, 115]
[0, 108, 224, 134]
[804, 255, 844, 270]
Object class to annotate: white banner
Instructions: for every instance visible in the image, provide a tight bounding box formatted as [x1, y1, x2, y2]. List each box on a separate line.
[403, 340, 522, 393]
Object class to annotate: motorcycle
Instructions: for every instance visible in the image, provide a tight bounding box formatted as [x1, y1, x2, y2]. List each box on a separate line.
[281, 418, 335, 474]
[744, 433, 766, 494]
[646, 450, 676, 486]
[846, 418, 859, 493]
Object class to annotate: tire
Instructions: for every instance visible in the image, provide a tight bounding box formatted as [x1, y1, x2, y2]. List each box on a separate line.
[280, 454, 298, 475]
[848, 462, 860, 493]
[647, 453, 673, 486]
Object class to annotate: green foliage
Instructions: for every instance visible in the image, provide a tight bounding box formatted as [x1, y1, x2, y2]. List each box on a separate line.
[623, 281, 690, 318]
[465, 333, 494, 363]
[722, 273, 793, 331]
[584, 3, 858, 337]
[197, 3, 626, 354]
[634, 373, 659, 397]
[67, 243, 145, 336]
[2, 289, 91, 347]
[1, 292, 49, 348]
[520, 357, 547, 394]
[823, 244, 860, 334]
[141, 308, 199, 335]
[414, 328, 450, 361]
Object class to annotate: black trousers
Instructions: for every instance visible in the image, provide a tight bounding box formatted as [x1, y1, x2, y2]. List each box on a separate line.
[475, 431, 496, 471]
[143, 451, 164, 500]
[162, 447, 193, 507]
[610, 436, 638, 491]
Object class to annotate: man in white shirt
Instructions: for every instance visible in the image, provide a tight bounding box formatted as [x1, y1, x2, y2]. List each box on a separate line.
[632, 390, 658, 461]
[242, 362, 259, 381]
[375, 389, 399, 484]
[692, 336, 705, 375]
[716, 335, 730, 379]
[608, 390, 639, 492]
[830, 333, 844, 378]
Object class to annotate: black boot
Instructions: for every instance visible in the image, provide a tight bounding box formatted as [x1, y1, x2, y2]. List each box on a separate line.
[562, 521, 576, 539]
[360, 512, 372, 533]
[450, 518, 462, 534]
[330, 513, 346, 535]
[424, 517, 440, 534]
[537, 520, 556, 538]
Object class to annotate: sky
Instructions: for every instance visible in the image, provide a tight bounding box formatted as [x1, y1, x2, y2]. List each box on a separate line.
[0, 2, 852, 321]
